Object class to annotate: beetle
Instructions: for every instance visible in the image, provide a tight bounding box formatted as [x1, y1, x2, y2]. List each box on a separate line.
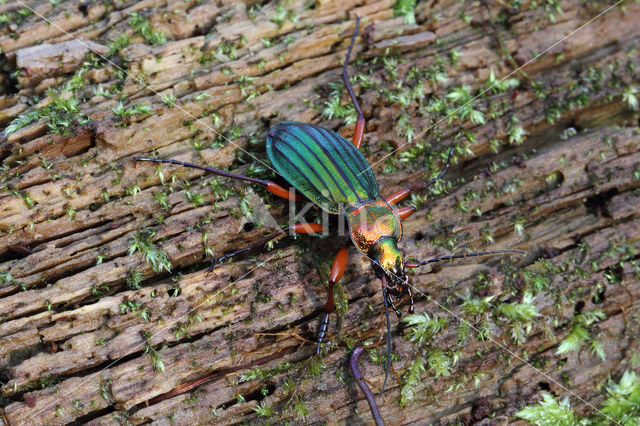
[135, 16, 523, 402]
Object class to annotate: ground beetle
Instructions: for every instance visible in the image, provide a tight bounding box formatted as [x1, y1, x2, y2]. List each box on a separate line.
[135, 16, 523, 420]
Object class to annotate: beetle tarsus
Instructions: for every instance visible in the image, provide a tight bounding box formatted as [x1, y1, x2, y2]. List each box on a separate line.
[385, 291, 402, 318]
[316, 312, 330, 355]
[418, 146, 455, 190]
[207, 259, 220, 275]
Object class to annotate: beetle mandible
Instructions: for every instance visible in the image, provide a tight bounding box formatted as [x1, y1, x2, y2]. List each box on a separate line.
[135, 16, 523, 394]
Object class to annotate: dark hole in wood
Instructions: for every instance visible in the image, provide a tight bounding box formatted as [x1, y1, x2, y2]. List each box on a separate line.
[604, 264, 624, 284]
[245, 382, 276, 402]
[78, 2, 89, 15]
[583, 188, 618, 217]
[1, 55, 20, 95]
[540, 247, 560, 259]
[545, 170, 564, 191]
[592, 286, 606, 304]
[243, 222, 256, 232]
[538, 382, 550, 391]
[574, 300, 585, 315]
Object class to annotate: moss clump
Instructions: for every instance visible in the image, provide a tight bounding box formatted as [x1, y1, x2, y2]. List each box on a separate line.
[517, 370, 640, 425]
[128, 229, 172, 273]
[400, 312, 455, 405]
[394, 0, 417, 24]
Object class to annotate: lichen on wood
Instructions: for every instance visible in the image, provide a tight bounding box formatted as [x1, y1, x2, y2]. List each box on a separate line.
[0, 0, 639, 424]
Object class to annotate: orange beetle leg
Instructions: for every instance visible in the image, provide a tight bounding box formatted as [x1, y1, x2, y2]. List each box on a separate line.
[317, 245, 349, 353]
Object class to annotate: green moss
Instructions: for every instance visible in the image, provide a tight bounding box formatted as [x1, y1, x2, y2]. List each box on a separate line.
[141, 331, 166, 372]
[622, 86, 639, 110]
[161, 93, 177, 107]
[153, 190, 171, 211]
[91, 284, 110, 297]
[253, 401, 275, 417]
[128, 229, 172, 273]
[393, 0, 416, 24]
[0, 8, 33, 28]
[112, 102, 152, 120]
[517, 370, 640, 425]
[5, 92, 90, 137]
[126, 270, 144, 290]
[181, 188, 204, 206]
[400, 311, 455, 404]
[272, 1, 298, 27]
[292, 396, 309, 420]
[556, 309, 606, 360]
[17, 375, 62, 394]
[507, 117, 528, 146]
[400, 356, 425, 405]
[306, 357, 326, 377]
[495, 292, 540, 345]
[239, 361, 293, 383]
[517, 392, 577, 425]
[108, 34, 131, 55]
[320, 81, 358, 125]
[403, 312, 448, 345]
[8, 187, 36, 208]
[128, 12, 167, 45]
[484, 68, 520, 95]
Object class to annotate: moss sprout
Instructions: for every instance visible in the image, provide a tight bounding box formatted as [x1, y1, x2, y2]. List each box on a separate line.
[253, 401, 275, 417]
[142, 331, 166, 372]
[393, 0, 416, 24]
[556, 309, 606, 360]
[128, 229, 172, 273]
[128, 12, 167, 45]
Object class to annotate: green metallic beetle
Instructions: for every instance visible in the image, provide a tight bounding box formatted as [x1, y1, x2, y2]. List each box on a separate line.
[135, 16, 522, 396]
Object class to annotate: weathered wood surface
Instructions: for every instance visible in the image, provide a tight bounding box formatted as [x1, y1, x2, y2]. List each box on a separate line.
[0, 0, 639, 424]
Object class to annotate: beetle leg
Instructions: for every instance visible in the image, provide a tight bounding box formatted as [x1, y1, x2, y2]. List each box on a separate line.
[396, 205, 415, 220]
[317, 245, 350, 354]
[210, 222, 324, 273]
[405, 286, 415, 314]
[341, 17, 366, 150]
[385, 292, 402, 318]
[134, 157, 305, 202]
[385, 187, 412, 205]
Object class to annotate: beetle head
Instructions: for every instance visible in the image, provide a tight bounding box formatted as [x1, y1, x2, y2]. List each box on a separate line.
[369, 237, 407, 286]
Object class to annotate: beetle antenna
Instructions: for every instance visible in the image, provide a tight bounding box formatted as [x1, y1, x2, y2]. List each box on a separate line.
[380, 278, 392, 397]
[405, 249, 526, 267]
[133, 157, 269, 185]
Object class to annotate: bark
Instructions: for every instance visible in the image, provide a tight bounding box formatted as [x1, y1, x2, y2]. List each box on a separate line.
[0, 0, 639, 424]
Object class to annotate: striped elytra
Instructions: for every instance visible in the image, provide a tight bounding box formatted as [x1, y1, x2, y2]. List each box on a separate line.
[266, 121, 379, 213]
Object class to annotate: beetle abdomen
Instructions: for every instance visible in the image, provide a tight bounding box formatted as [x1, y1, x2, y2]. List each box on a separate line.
[266, 122, 378, 213]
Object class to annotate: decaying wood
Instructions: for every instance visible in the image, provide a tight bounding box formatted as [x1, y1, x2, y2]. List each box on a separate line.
[0, 0, 639, 424]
